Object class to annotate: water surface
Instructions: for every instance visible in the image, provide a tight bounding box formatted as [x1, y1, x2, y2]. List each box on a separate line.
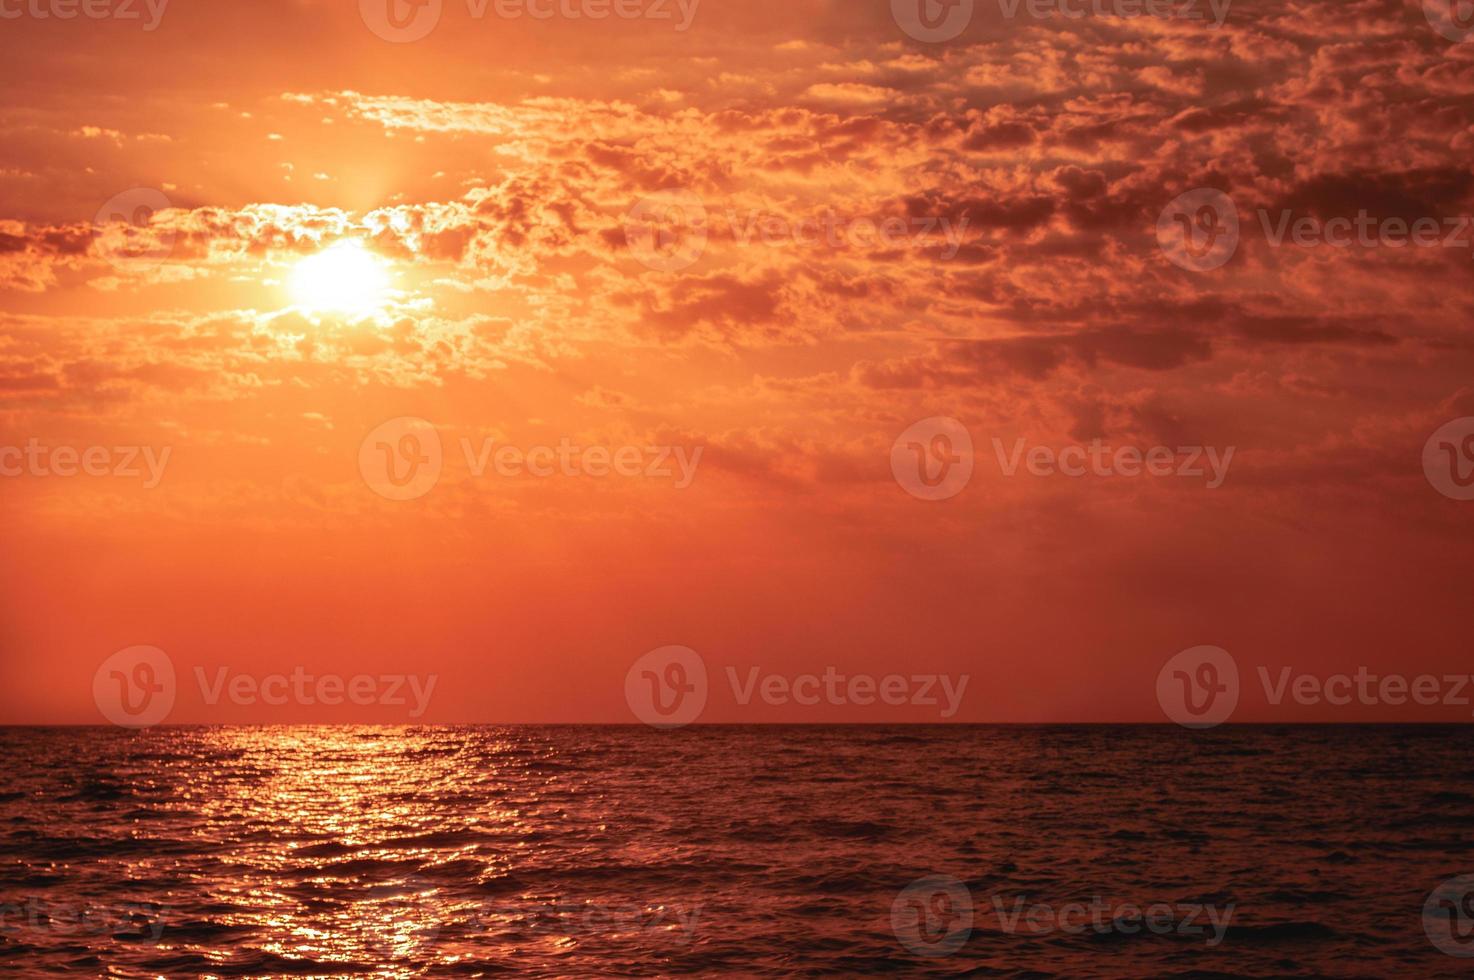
[0, 725, 1470, 976]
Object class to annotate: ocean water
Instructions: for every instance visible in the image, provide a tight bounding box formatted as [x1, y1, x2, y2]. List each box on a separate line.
[0, 725, 1471, 977]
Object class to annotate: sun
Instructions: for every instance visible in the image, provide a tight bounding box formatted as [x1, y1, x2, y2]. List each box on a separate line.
[289, 239, 390, 318]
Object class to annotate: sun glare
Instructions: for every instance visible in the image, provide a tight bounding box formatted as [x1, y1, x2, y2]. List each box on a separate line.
[289, 239, 390, 318]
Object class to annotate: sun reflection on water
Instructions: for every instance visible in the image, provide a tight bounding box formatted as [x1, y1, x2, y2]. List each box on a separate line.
[173, 727, 528, 973]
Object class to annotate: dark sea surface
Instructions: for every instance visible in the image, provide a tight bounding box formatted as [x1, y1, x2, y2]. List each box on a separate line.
[1, 725, 1472, 977]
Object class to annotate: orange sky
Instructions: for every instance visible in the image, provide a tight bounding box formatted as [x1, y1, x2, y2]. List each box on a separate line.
[2, 0, 1473, 724]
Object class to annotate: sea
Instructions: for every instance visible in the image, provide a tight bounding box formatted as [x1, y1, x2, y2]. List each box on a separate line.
[1, 725, 1471, 977]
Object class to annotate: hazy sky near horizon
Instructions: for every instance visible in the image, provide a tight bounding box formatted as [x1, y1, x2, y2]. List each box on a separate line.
[2, 0, 1473, 723]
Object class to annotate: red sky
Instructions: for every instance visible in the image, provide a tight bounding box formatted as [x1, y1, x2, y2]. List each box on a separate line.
[1, 0, 1473, 724]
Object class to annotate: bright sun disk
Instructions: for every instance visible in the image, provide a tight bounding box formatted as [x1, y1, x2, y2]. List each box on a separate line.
[290, 239, 390, 317]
